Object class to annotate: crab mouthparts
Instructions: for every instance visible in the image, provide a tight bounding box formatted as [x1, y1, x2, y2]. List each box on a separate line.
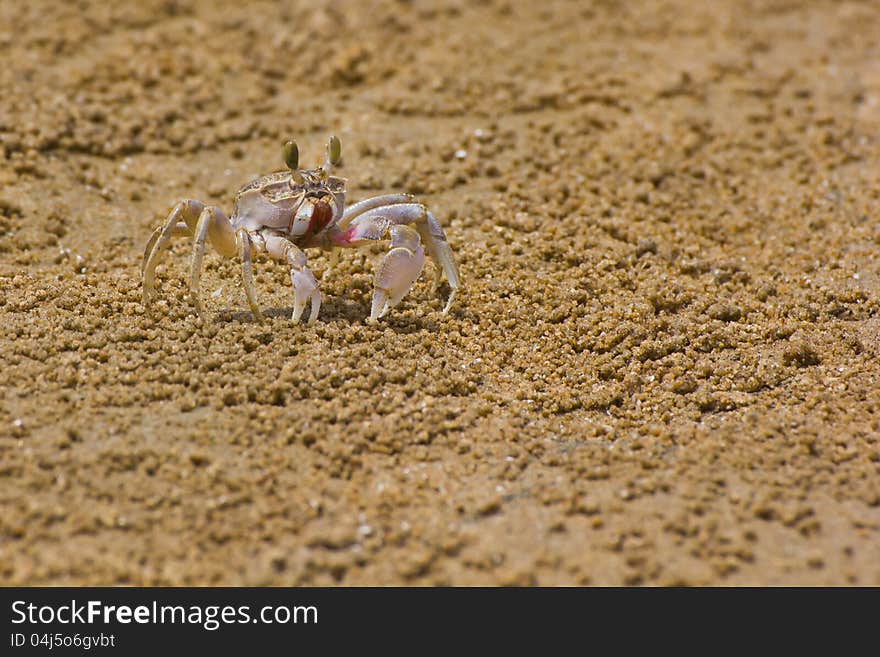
[307, 199, 333, 235]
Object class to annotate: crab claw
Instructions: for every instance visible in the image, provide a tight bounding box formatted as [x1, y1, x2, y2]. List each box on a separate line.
[291, 266, 321, 323]
[371, 225, 426, 321]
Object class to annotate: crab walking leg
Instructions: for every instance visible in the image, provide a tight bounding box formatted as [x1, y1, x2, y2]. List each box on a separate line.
[257, 231, 322, 323]
[142, 222, 189, 272]
[188, 206, 237, 316]
[421, 209, 460, 313]
[334, 202, 460, 315]
[236, 229, 265, 322]
[142, 199, 206, 305]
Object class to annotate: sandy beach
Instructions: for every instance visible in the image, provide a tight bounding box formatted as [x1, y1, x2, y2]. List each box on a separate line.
[1, 0, 879, 585]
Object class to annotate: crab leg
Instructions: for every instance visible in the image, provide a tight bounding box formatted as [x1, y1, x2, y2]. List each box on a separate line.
[236, 229, 265, 322]
[338, 194, 416, 228]
[142, 199, 206, 305]
[258, 230, 322, 323]
[333, 202, 460, 317]
[421, 209, 461, 307]
[186, 206, 236, 315]
[142, 222, 189, 271]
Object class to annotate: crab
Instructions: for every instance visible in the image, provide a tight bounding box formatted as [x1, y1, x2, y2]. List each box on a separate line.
[141, 136, 460, 323]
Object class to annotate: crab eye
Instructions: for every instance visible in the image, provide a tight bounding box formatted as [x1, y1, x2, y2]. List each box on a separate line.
[282, 140, 299, 170]
[328, 135, 342, 166]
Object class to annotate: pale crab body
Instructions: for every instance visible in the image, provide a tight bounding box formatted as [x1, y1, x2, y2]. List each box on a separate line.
[141, 137, 460, 323]
[232, 169, 345, 238]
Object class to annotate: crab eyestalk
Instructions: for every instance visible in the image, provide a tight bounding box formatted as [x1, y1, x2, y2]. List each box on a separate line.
[322, 135, 342, 177]
[283, 140, 304, 184]
[282, 140, 299, 169]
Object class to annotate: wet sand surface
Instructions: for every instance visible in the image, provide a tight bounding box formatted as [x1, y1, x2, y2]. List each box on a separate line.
[1, 0, 879, 585]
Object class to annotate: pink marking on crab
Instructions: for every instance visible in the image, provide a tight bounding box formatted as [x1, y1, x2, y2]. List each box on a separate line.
[331, 226, 360, 246]
[331, 215, 388, 247]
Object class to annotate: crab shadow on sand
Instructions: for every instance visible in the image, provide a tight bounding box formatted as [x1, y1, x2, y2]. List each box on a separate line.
[213, 296, 446, 334]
